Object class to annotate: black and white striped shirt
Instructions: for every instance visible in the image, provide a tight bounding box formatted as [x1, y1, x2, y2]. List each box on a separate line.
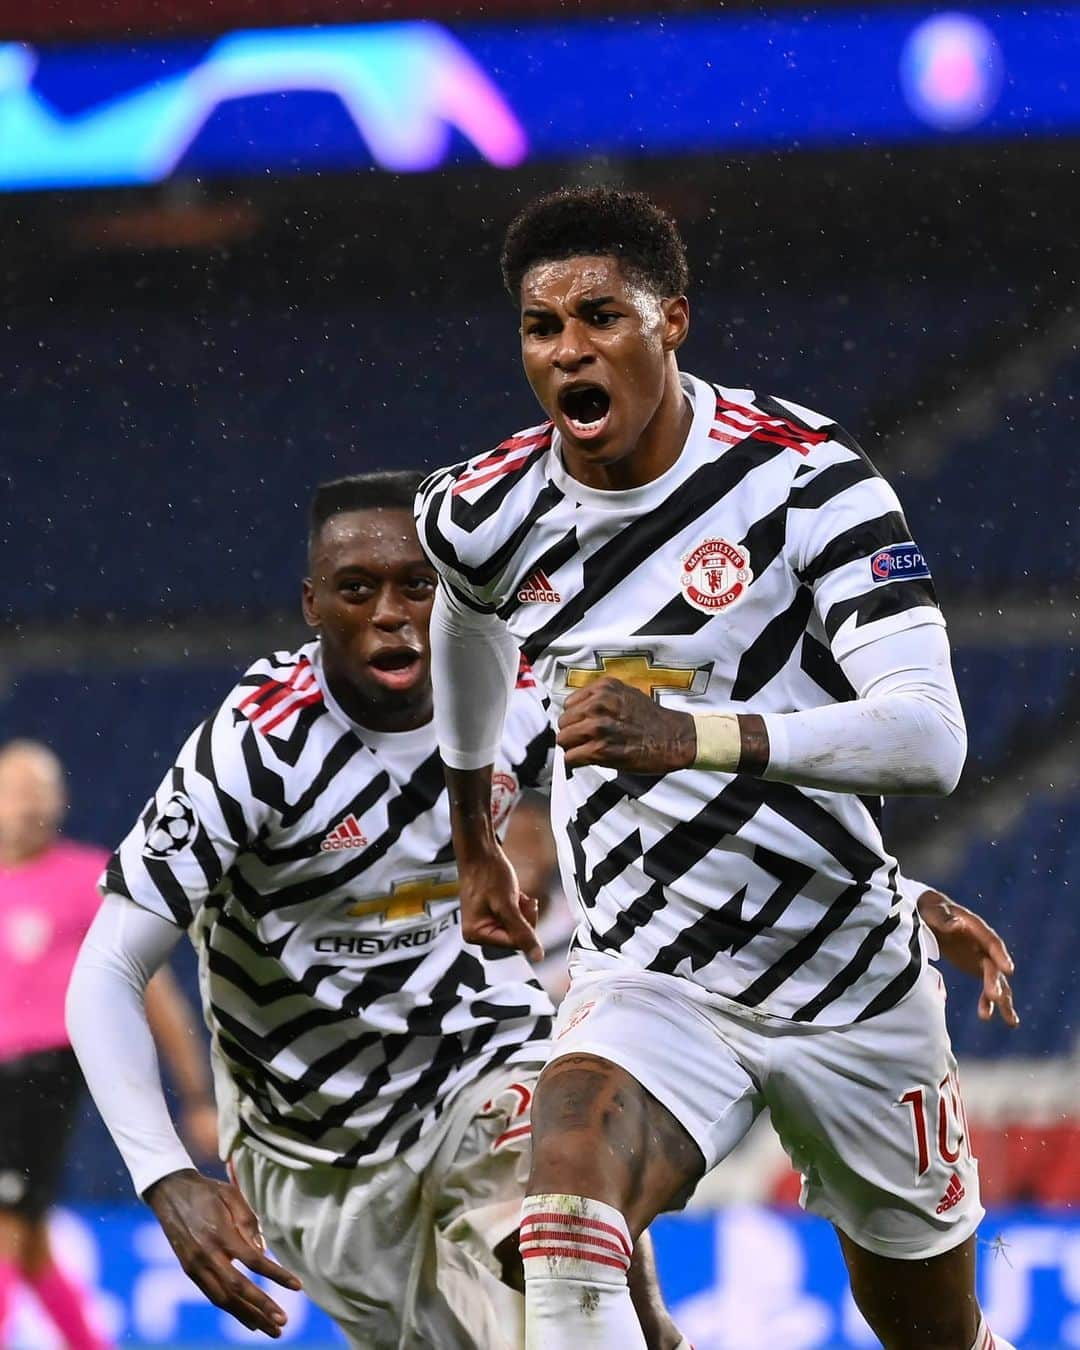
[106, 642, 555, 1169]
[417, 372, 947, 1026]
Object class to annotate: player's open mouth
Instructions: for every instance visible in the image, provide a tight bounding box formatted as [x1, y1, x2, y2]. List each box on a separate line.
[557, 383, 612, 440]
[368, 648, 422, 690]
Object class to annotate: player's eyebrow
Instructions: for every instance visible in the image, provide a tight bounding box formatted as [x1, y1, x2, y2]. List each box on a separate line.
[522, 295, 618, 320]
[332, 558, 433, 577]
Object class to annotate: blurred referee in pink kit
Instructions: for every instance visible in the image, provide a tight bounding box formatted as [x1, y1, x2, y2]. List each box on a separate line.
[0, 739, 217, 1348]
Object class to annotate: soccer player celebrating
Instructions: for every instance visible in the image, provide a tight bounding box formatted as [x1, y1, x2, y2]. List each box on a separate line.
[0, 741, 217, 1350]
[66, 473, 686, 1350]
[415, 187, 1016, 1349]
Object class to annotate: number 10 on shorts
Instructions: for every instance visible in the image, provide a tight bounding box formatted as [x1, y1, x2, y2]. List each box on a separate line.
[898, 1071, 971, 1177]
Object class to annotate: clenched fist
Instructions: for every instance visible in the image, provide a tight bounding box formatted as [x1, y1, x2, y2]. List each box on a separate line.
[557, 677, 697, 773]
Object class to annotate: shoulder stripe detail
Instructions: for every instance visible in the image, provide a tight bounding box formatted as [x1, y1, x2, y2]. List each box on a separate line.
[238, 658, 325, 735]
[424, 468, 566, 593]
[713, 394, 830, 455]
[448, 444, 556, 535]
[237, 657, 311, 712]
[452, 427, 553, 496]
[452, 453, 536, 497]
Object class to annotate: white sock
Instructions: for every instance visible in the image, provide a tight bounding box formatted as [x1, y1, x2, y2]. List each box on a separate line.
[971, 1316, 1017, 1350]
[520, 1193, 647, 1349]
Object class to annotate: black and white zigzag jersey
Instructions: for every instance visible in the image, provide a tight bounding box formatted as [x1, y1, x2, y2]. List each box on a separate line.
[417, 372, 949, 1027]
[105, 641, 555, 1170]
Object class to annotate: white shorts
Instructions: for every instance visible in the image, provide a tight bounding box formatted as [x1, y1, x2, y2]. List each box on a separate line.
[231, 1062, 543, 1350]
[551, 957, 983, 1260]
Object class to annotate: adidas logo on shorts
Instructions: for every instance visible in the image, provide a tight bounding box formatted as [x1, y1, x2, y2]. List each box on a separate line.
[517, 569, 561, 604]
[936, 1172, 966, 1214]
[320, 814, 368, 851]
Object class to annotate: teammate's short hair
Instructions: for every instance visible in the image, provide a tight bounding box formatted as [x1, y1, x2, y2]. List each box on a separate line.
[500, 187, 690, 301]
[309, 471, 425, 557]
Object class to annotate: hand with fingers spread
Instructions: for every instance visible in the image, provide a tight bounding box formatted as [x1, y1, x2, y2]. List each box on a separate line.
[557, 677, 697, 773]
[916, 887, 1019, 1027]
[144, 1169, 303, 1338]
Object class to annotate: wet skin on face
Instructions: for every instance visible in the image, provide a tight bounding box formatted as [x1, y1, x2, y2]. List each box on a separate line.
[302, 508, 438, 733]
[518, 254, 692, 492]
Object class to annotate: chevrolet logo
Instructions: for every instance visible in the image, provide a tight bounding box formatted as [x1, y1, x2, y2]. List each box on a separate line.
[562, 650, 711, 701]
[348, 876, 459, 923]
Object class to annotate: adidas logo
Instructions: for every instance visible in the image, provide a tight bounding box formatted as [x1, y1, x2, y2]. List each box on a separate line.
[517, 569, 561, 604]
[320, 815, 368, 852]
[936, 1172, 966, 1214]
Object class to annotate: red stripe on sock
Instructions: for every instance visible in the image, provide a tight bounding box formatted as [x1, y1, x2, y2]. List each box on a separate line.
[520, 1245, 630, 1272]
[518, 1227, 630, 1259]
[520, 1211, 632, 1256]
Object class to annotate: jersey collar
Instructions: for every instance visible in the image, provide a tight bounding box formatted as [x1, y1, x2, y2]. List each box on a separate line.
[546, 371, 716, 512]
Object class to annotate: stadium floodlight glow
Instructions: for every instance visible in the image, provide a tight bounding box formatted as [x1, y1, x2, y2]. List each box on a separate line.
[899, 12, 1004, 130]
[0, 24, 527, 189]
[0, 9, 1078, 193]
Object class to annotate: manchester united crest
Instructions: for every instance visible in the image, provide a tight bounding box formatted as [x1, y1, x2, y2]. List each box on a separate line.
[680, 538, 753, 613]
[490, 771, 518, 830]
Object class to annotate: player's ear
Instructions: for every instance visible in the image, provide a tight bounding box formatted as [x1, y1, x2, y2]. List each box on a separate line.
[301, 578, 320, 630]
[662, 295, 690, 353]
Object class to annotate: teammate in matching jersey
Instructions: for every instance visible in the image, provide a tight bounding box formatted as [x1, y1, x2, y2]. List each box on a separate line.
[66, 473, 685, 1350]
[415, 186, 1016, 1349]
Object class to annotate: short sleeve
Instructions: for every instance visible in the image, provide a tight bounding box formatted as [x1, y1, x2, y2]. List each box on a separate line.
[103, 704, 267, 929]
[785, 429, 945, 664]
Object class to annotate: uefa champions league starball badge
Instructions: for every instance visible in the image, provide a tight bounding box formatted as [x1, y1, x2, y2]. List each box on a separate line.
[143, 791, 200, 858]
[680, 538, 753, 614]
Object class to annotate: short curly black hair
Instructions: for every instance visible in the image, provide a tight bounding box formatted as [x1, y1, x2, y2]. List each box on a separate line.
[500, 187, 689, 301]
[308, 471, 424, 562]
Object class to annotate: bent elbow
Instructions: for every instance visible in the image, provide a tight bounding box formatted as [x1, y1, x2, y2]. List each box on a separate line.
[921, 726, 966, 796]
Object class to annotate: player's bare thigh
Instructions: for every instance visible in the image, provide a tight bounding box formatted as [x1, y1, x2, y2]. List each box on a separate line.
[838, 1229, 980, 1349]
[527, 1052, 704, 1238]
